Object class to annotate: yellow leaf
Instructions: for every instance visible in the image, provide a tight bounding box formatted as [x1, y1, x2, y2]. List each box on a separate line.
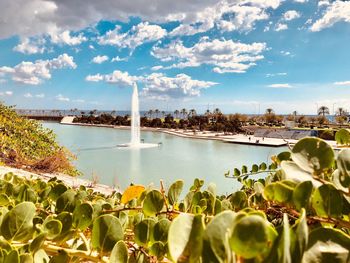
[121, 185, 145, 204]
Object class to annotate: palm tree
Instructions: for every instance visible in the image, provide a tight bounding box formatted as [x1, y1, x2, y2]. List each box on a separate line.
[174, 110, 180, 119]
[161, 111, 165, 118]
[154, 109, 160, 118]
[265, 108, 274, 115]
[318, 106, 329, 116]
[336, 107, 347, 116]
[147, 109, 154, 119]
[181, 108, 188, 119]
[292, 110, 298, 121]
[189, 109, 197, 118]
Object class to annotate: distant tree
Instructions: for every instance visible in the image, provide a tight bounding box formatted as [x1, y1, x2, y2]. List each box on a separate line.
[189, 109, 197, 118]
[148, 109, 154, 119]
[265, 108, 274, 115]
[155, 109, 160, 118]
[336, 107, 347, 116]
[174, 110, 180, 119]
[318, 106, 329, 116]
[181, 108, 188, 119]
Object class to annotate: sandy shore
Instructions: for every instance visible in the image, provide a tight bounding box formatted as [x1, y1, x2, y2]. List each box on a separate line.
[62, 122, 339, 149]
[0, 166, 117, 196]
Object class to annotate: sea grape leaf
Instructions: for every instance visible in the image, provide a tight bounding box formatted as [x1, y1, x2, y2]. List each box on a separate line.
[168, 214, 205, 263]
[291, 137, 334, 174]
[152, 218, 170, 243]
[110, 240, 128, 263]
[168, 180, 184, 205]
[121, 185, 145, 204]
[1, 202, 35, 241]
[149, 241, 166, 260]
[292, 181, 313, 211]
[43, 219, 62, 240]
[229, 191, 247, 211]
[4, 249, 19, 263]
[134, 218, 156, 246]
[92, 215, 124, 252]
[311, 184, 343, 217]
[336, 149, 350, 188]
[202, 210, 236, 263]
[335, 128, 350, 146]
[229, 214, 277, 259]
[142, 190, 164, 217]
[302, 228, 350, 263]
[55, 189, 77, 213]
[72, 203, 93, 231]
[290, 209, 308, 263]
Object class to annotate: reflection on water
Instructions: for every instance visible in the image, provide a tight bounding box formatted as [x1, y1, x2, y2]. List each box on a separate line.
[43, 122, 286, 194]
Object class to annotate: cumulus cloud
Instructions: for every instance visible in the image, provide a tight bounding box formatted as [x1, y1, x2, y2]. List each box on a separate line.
[92, 55, 109, 64]
[24, 92, 45, 98]
[169, 0, 280, 36]
[111, 56, 128, 62]
[0, 0, 282, 39]
[98, 22, 167, 50]
[275, 23, 288, 31]
[311, 1, 350, 31]
[268, 83, 292, 88]
[0, 54, 76, 85]
[56, 94, 70, 101]
[13, 38, 46, 54]
[283, 10, 301, 21]
[0, 91, 13, 96]
[334, 81, 350, 86]
[49, 28, 87, 46]
[140, 73, 217, 99]
[86, 70, 138, 87]
[151, 38, 266, 73]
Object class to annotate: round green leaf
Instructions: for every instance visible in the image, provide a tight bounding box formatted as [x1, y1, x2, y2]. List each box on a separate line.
[291, 137, 334, 173]
[0, 194, 10, 206]
[168, 214, 204, 263]
[30, 233, 47, 253]
[293, 181, 313, 211]
[43, 219, 62, 240]
[72, 203, 93, 231]
[1, 202, 35, 241]
[152, 218, 170, 243]
[49, 183, 67, 201]
[168, 180, 184, 205]
[142, 190, 164, 217]
[4, 249, 19, 263]
[336, 149, 350, 188]
[149, 241, 166, 260]
[110, 240, 128, 263]
[335, 128, 350, 146]
[229, 191, 247, 210]
[92, 215, 124, 252]
[134, 218, 156, 246]
[312, 184, 343, 217]
[55, 189, 77, 213]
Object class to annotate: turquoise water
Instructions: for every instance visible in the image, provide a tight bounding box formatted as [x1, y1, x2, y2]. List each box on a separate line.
[43, 122, 285, 194]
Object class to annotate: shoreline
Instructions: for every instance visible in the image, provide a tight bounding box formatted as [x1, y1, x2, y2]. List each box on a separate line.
[61, 122, 339, 149]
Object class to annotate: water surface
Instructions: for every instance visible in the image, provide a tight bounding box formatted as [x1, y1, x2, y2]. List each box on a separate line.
[43, 122, 285, 194]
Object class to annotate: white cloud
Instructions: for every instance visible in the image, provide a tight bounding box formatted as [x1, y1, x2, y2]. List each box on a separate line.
[141, 73, 218, 99]
[24, 92, 45, 98]
[266, 72, 287, 77]
[151, 65, 164, 71]
[311, 1, 350, 32]
[268, 83, 292, 88]
[283, 10, 301, 21]
[98, 22, 167, 50]
[49, 28, 87, 46]
[92, 55, 109, 64]
[56, 94, 70, 101]
[86, 70, 138, 87]
[0, 53, 76, 85]
[111, 56, 128, 62]
[294, 0, 307, 3]
[280, 50, 293, 56]
[151, 38, 266, 73]
[334, 81, 350, 86]
[73, 99, 85, 103]
[13, 38, 46, 54]
[318, 1, 330, 7]
[275, 23, 288, 31]
[0, 91, 13, 96]
[169, 0, 280, 36]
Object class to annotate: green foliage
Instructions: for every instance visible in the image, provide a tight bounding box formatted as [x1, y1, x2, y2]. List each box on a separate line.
[335, 128, 350, 146]
[0, 103, 77, 175]
[0, 136, 349, 262]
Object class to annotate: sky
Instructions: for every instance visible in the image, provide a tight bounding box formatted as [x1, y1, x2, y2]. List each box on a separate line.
[0, 0, 350, 114]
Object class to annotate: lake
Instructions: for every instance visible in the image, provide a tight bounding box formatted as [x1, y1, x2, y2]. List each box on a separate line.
[43, 122, 285, 194]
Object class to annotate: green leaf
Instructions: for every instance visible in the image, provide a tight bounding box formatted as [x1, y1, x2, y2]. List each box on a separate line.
[55, 189, 77, 213]
[1, 202, 35, 241]
[168, 214, 205, 263]
[229, 191, 247, 210]
[292, 181, 313, 211]
[142, 190, 164, 217]
[33, 249, 49, 263]
[291, 137, 334, 174]
[277, 152, 291, 163]
[263, 182, 294, 204]
[202, 211, 236, 263]
[48, 250, 70, 263]
[251, 164, 259, 173]
[290, 209, 308, 263]
[229, 214, 277, 259]
[168, 180, 184, 205]
[335, 128, 350, 146]
[92, 215, 124, 252]
[49, 183, 68, 201]
[312, 184, 343, 217]
[336, 149, 350, 188]
[241, 165, 248, 174]
[4, 249, 19, 263]
[279, 214, 291, 263]
[134, 218, 156, 246]
[259, 162, 267, 171]
[233, 168, 241, 177]
[110, 240, 128, 263]
[29, 233, 46, 253]
[149, 241, 166, 260]
[19, 253, 33, 263]
[0, 194, 10, 206]
[152, 218, 170, 243]
[72, 203, 93, 231]
[302, 228, 350, 263]
[43, 219, 62, 240]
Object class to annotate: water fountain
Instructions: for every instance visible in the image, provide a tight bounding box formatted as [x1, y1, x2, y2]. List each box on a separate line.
[118, 83, 158, 148]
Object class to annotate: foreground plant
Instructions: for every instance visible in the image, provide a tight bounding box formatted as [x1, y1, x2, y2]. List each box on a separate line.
[0, 136, 349, 262]
[0, 103, 77, 175]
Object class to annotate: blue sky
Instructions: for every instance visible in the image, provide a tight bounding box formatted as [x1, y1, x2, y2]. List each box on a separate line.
[0, 0, 350, 114]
